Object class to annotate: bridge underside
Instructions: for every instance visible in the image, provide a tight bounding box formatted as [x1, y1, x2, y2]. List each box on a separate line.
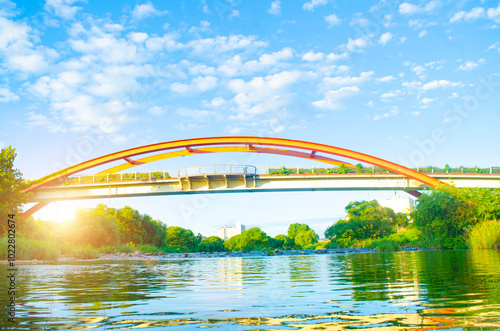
[29, 174, 500, 202]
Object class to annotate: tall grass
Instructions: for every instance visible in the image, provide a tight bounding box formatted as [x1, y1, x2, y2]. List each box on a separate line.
[468, 220, 500, 249]
[0, 236, 60, 261]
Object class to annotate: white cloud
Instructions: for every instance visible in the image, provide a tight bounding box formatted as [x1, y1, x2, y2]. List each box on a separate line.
[457, 59, 484, 71]
[411, 65, 426, 76]
[0, 86, 19, 102]
[176, 107, 216, 120]
[399, 1, 439, 15]
[44, 0, 82, 19]
[488, 42, 500, 52]
[418, 30, 427, 38]
[421, 97, 434, 104]
[227, 70, 306, 119]
[187, 35, 268, 55]
[487, 4, 500, 23]
[302, 0, 328, 11]
[378, 32, 393, 45]
[411, 111, 421, 116]
[170, 75, 218, 94]
[343, 37, 368, 52]
[218, 47, 294, 76]
[371, 106, 399, 121]
[302, 51, 324, 62]
[322, 71, 373, 89]
[350, 15, 369, 27]
[376, 75, 396, 83]
[26, 111, 66, 133]
[229, 10, 240, 19]
[450, 7, 486, 23]
[188, 20, 211, 36]
[399, 3, 420, 15]
[422, 80, 461, 90]
[268, 0, 281, 15]
[131, 1, 168, 20]
[148, 106, 165, 115]
[312, 86, 360, 110]
[381, 89, 402, 100]
[128, 32, 149, 43]
[0, 17, 57, 73]
[324, 13, 341, 28]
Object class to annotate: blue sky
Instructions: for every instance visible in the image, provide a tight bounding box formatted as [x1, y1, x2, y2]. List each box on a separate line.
[1, 0, 500, 237]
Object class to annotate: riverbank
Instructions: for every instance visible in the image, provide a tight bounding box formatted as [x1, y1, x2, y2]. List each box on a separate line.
[4, 246, 430, 264]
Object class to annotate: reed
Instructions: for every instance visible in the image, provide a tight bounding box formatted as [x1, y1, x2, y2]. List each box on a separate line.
[468, 220, 500, 249]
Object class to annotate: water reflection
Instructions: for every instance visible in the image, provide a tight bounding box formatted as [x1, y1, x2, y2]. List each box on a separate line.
[0, 251, 499, 330]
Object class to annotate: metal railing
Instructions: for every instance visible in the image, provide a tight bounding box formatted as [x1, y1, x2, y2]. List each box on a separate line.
[177, 165, 257, 177]
[56, 164, 500, 185]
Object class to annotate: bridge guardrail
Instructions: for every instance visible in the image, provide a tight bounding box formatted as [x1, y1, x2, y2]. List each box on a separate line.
[56, 164, 500, 185]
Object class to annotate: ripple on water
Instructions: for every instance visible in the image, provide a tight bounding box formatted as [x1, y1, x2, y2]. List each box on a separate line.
[1, 250, 500, 330]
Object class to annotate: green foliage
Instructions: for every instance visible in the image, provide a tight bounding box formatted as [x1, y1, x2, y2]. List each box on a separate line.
[223, 227, 273, 251]
[411, 186, 500, 249]
[366, 238, 401, 252]
[468, 220, 500, 249]
[287, 223, 318, 248]
[198, 236, 226, 252]
[0, 146, 28, 235]
[325, 200, 406, 242]
[166, 226, 197, 251]
[355, 164, 364, 173]
[64, 244, 101, 259]
[337, 164, 349, 174]
[274, 234, 295, 250]
[294, 229, 319, 247]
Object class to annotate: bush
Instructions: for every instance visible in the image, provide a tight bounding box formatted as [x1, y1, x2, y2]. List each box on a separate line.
[468, 220, 500, 249]
[0, 237, 60, 261]
[198, 236, 225, 252]
[65, 244, 100, 259]
[366, 238, 401, 252]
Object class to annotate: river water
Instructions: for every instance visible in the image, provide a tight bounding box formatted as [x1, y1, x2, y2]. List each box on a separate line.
[1, 250, 500, 330]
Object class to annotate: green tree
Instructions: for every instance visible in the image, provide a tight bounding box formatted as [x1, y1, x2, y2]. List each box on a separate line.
[166, 226, 197, 251]
[287, 223, 319, 248]
[325, 200, 405, 244]
[1, 146, 28, 234]
[355, 163, 364, 173]
[295, 229, 319, 248]
[274, 234, 295, 250]
[223, 227, 272, 251]
[65, 207, 121, 247]
[337, 164, 349, 174]
[198, 236, 226, 252]
[288, 223, 311, 240]
[411, 186, 500, 249]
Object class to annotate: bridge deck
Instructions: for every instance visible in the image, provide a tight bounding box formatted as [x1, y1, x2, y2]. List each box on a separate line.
[29, 173, 500, 202]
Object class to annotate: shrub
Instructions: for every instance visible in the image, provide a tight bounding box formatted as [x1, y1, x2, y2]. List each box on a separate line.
[468, 220, 500, 249]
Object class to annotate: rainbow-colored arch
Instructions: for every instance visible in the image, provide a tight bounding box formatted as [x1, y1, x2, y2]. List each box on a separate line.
[23, 136, 443, 217]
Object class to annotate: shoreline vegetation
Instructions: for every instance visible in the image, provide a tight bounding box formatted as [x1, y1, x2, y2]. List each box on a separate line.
[1, 146, 499, 262]
[2, 184, 499, 262]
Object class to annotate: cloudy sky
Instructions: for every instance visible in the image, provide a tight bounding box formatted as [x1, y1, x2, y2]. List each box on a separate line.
[2, 0, 500, 236]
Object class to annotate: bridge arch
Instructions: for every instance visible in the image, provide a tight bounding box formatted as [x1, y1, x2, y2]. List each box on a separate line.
[23, 136, 443, 217]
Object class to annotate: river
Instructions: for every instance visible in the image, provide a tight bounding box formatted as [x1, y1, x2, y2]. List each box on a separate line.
[1, 250, 500, 330]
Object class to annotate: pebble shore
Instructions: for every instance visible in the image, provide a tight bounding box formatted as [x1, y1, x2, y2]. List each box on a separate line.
[96, 246, 425, 261]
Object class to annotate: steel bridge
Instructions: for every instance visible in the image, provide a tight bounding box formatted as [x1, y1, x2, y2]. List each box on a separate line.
[22, 136, 500, 218]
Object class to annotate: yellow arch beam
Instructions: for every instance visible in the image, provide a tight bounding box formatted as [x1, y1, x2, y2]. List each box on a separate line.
[96, 146, 355, 175]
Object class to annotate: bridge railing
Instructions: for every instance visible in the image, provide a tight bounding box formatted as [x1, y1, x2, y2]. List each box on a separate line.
[256, 165, 500, 175]
[57, 164, 500, 185]
[177, 165, 257, 177]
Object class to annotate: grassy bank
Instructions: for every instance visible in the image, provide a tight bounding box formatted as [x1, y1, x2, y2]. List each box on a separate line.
[0, 236, 183, 261]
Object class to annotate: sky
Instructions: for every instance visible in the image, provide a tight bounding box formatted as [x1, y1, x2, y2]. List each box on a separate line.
[1, 0, 500, 237]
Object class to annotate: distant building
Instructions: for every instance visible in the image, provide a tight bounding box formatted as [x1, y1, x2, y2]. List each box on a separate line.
[217, 223, 245, 240]
[380, 195, 415, 214]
